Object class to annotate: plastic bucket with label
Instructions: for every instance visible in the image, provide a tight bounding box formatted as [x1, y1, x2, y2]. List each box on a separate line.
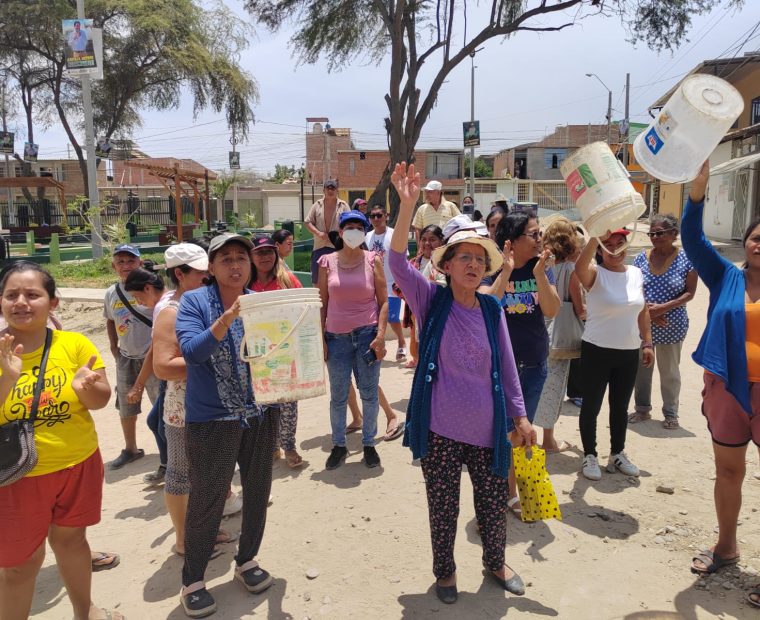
[560, 141, 646, 238]
[633, 74, 743, 184]
[239, 288, 325, 404]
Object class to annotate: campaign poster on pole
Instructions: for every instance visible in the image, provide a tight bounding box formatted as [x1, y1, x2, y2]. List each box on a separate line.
[0, 132, 13, 154]
[229, 151, 240, 170]
[24, 142, 39, 162]
[62, 19, 97, 71]
[463, 121, 480, 147]
[96, 137, 112, 159]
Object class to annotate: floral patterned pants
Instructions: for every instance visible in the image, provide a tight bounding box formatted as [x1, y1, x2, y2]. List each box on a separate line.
[420, 431, 509, 580]
[274, 402, 298, 452]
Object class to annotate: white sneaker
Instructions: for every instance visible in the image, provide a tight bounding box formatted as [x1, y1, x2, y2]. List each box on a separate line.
[607, 452, 640, 477]
[582, 455, 602, 481]
[223, 492, 243, 517]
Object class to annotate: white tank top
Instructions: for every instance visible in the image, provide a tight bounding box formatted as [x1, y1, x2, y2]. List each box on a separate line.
[582, 265, 645, 350]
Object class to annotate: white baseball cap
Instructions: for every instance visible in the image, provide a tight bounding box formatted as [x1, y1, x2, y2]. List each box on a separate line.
[165, 243, 209, 271]
[423, 180, 443, 191]
[442, 214, 488, 241]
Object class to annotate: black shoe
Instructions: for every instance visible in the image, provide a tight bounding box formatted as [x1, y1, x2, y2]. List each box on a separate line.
[108, 449, 145, 470]
[363, 446, 381, 468]
[180, 587, 216, 618]
[325, 446, 348, 470]
[435, 582, 458, 604]
[485, 564, 525, 595]
[235, 564, 273, 593]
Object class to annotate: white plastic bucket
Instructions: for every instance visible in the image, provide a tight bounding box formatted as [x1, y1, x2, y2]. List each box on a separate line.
[239, 288, 325, 404]
[560, 141, 646, 238]
[633, 74, 744, 184]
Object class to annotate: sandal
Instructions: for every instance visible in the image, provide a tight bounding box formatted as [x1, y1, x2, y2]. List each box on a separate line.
[690, 549, 740, 575]
[346, 422, 362, 434]
[91, 551, 120, 572]
[215, 529, 238, 544]
[627, 411, 652, 424]
[748, 586, 760, 608]
[507, 496, 522, 517]
[404, 358, 417, 369]
[90, 609, 125, 620]
[396, 346, 407, 361]
[663, 417, 680, 430]
[285, 450, 306, 468]
[541, 440, 572, 454]
[382, 419, 405, 441]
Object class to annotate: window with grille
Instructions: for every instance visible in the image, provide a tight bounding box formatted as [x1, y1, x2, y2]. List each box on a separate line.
[752, 97, 760, 126]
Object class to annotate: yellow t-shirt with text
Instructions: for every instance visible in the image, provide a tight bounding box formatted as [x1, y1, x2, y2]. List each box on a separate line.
[0, 330, 105, 477]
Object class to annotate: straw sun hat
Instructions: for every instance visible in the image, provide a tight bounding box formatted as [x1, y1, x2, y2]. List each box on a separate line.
[431, 226, 504, 277]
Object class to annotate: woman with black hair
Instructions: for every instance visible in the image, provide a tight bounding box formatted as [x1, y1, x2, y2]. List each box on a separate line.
[481, 211, 559, 516]
[272, 229, 294, 270]
[485, 207, 506, 241]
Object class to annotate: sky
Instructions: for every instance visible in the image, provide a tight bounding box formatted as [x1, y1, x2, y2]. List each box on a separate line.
[24, 0, 760, 176]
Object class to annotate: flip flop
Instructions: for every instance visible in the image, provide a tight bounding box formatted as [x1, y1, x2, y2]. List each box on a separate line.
[382, 419, 405, 441]
[285, 451, 306, 468]
[663, 417, 680, 430]
[748, 586, 760, 608]
[215, 529, 238, 544]
[396, 347, 407, 361]
[91, 609, 125, 620]
[91, 551, 120, 572]
[690, 549, 740, 575]
[542, 440, 572, 454]
[346, 423, 362, 434]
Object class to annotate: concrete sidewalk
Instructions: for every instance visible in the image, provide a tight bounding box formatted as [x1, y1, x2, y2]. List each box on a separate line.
[58, 287, 108, 303]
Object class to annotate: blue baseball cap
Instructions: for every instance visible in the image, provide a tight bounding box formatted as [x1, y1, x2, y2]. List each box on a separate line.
[113, 243, 141, 257]
[339, 210, 370, 231]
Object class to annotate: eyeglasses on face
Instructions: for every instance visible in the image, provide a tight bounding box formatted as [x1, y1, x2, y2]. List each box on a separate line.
[521, 231, 542, 241]
[647, 229, 675, 238]
[370, 213, 385, 219]
[453, 253, 486, 266]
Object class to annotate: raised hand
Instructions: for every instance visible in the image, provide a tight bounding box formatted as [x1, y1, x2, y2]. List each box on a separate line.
[0, 334, 23, 380]
[501, 240, 515, 276]
[689, 160, 710, 203]
[72, 356, 101, 394]
[533, 248, 555, 277]
[390, 162, 421, 212]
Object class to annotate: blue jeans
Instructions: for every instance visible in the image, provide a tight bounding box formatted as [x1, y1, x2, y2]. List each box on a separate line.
[325, 325, 381, 447]
[146, 381, 167, 466]
[517, 360, 548, 424]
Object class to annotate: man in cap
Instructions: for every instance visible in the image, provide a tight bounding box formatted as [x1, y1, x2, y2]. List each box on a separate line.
[411, 180, 461, 244]
[305, 179, 350, 284]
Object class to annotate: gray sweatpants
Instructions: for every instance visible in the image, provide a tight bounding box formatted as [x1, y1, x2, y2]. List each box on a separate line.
[634, 341, 683, 419]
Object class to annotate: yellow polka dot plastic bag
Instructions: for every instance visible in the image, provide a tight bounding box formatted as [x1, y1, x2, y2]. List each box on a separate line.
[512, 446, 562, 522]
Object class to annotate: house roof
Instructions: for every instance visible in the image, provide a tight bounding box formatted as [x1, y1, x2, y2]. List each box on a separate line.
[649, 53, 760, 109]
[504, 124, 622, 152]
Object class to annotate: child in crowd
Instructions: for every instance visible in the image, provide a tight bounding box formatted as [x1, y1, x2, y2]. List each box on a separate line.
[103, 244, 160, 470]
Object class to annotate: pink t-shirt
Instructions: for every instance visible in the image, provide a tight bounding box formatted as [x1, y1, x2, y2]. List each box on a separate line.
[318, 251, 378, 334]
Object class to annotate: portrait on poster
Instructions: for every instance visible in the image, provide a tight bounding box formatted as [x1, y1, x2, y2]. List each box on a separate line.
[0, 132, 13, 155]
[463, 121, 480, 147]
[24, 142, 39, 162]
[229, 151, 240, 170]
[62, 19, 97, 70]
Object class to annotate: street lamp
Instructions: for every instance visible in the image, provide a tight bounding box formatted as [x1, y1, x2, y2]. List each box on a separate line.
[586, 73, 612, 145]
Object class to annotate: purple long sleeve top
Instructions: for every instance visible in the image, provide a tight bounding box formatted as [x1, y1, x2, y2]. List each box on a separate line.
[389, 250, 526, 447]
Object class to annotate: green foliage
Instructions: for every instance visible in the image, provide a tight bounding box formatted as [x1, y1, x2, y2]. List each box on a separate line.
[270, 163, 296, 183]
[464, 156, 494, 178]
[210, 172, 237, 202]
[67, 194, 134, 255]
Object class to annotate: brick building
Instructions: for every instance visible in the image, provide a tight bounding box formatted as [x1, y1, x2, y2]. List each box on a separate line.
[305, 118, 465, 207]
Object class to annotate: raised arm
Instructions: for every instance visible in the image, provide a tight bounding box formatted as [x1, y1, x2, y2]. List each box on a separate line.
[390, 162, 420, 254]
[533, 249, 561, 318]
[575, 236, 600, 291]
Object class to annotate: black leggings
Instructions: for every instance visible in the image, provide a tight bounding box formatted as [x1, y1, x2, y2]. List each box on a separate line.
[579, 341, 639, 457]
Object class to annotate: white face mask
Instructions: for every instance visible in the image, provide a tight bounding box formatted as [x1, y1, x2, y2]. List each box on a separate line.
[342, 229, 365, 249]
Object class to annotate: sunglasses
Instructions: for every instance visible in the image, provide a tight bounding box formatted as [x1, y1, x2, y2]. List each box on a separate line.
[370, 213, 385, 219]
[521, 231, 543, 241]
[647, 229, 675, 238]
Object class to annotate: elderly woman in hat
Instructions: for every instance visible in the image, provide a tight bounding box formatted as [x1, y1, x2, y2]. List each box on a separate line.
[389, 163, 535, 605]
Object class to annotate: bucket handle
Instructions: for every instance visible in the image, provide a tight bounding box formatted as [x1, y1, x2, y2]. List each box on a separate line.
[595, 196, 640, 257]
[240, 306, 313, 362]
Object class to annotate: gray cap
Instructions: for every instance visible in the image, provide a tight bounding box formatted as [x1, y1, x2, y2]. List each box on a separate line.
[208, 233, 253, 259]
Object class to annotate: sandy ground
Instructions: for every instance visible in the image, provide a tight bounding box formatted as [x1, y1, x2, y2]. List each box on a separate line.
[30, 257, 760, 620]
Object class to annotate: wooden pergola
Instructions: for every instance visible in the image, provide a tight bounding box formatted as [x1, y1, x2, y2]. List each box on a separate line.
[124, 161, 213, 241]
[0, 177, 67, 221]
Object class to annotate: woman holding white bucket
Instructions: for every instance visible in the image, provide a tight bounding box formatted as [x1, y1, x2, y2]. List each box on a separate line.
[249, 235, 306, 469]
[175, 233, 278, 618]
[318, 210, 388, 471]
[389, 162, 534, 605]
[629, 215, 697, 430]
[681, 164, 760, 605]
[574, 230, 654, 481]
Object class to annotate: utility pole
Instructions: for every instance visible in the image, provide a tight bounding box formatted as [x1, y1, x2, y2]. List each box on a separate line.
[469, 52, 476, 200]
[623, 72, 631, 166]
[585, 73, 613, 146]
[0, 81, 14, 226]
[77, 0, 102, 258]
[230, 126, 238, 216]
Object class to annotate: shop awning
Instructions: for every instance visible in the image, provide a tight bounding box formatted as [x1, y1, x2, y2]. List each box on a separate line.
[710, 151, 760, 176]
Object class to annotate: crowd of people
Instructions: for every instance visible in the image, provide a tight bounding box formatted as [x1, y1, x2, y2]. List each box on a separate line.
[1, 161, 760, 618]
